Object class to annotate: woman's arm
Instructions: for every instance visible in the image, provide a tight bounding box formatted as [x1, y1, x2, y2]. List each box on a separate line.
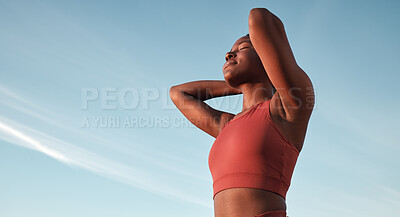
[248, 8, 315, 122]
[169, 80, 240, 138]
[170, 80, 242, 101]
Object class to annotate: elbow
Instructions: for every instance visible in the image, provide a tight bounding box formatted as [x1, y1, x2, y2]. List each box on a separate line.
[169, 85, 189, 101]
[248, 8, 269, 26]
[169, 86, 180, 100]
[249, 8, 269, 16]
[248, 8, 283, 28]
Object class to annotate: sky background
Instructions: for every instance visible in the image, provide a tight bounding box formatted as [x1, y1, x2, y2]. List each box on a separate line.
[0, 0, 399, 217]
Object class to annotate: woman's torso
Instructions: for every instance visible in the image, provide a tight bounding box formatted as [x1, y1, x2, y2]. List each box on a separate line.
[212, 97, 308, 217]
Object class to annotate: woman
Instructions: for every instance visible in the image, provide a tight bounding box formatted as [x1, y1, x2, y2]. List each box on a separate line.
[170, 8, 314, 217]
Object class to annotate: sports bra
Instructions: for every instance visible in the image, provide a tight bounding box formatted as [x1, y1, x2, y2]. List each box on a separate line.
[208, 99, 299, 200]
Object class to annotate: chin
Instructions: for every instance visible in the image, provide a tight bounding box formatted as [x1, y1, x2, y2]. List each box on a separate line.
[224, 75, 242, 88]
[223, 71, 234, 82]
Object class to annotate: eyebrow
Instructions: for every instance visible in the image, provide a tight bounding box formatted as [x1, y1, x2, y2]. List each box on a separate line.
[230, 40, 251, 52]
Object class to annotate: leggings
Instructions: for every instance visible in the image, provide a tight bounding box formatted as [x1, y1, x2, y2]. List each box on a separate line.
[254, 210, 287, 217]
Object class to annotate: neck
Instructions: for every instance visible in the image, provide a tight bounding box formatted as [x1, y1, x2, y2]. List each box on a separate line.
[238, 83, 273, 111]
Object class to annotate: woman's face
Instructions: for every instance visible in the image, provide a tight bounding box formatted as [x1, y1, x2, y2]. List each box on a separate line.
[222, 35, 266, 86]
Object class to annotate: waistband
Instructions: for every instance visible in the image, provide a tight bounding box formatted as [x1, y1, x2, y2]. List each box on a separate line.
[213, 172, 289, 200]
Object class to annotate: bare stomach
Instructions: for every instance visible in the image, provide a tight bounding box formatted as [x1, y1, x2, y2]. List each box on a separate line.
[213, 188, 286, 217]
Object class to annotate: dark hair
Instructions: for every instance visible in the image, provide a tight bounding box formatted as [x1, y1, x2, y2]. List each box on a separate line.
[245, 33, 249, 37]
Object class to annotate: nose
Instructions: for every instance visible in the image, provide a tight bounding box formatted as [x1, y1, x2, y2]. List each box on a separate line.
[225, 52, 236, 61]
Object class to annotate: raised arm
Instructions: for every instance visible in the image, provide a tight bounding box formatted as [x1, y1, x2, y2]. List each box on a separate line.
[248, 8, 315, 122]
[169, 80, 241, 138]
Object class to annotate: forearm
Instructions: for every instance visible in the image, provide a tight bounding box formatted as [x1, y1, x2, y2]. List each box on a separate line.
[170, 80, 242, 101]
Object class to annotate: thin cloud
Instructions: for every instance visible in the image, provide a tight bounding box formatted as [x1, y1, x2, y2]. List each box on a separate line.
[0, 120, 71, 163]
[0, 117, 211, 208]
[0, 84, 211, 183]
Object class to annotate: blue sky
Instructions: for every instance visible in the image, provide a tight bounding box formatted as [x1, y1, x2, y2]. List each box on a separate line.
[0, 0, 399, 216]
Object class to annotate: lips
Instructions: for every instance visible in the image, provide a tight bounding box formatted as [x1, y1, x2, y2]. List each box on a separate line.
[223, 61, 237, 69]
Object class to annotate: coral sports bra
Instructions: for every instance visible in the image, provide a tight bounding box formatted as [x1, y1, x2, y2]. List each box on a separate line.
[208, 99, 299, 200]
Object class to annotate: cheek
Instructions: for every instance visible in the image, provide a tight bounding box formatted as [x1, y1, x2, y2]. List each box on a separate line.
[240, 53, 262, 67]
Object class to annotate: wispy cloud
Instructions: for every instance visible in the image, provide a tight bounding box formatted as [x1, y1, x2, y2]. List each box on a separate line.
[0, 84, 211, 183]
[0, 120, 71, 163]
[0, 85, 212, 208]
[0, 117, 211, 208]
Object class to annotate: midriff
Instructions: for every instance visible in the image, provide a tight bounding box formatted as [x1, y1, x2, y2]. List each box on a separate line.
[213, 188, 286, 217]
